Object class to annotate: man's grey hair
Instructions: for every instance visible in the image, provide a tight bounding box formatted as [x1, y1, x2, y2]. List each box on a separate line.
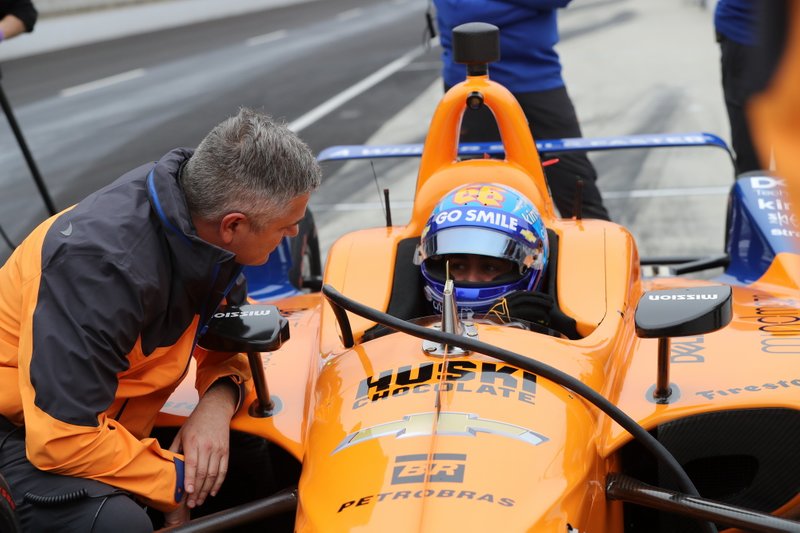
[182, 108, 321, 229]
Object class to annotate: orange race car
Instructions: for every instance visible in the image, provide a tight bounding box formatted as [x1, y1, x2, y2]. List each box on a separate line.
[145, 23, 799, 533]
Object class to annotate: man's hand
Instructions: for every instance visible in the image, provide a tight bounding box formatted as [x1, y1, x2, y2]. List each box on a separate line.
[169, 380, 238, 509]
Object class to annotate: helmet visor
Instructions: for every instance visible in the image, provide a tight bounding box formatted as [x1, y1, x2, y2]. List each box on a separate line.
[419, 227, 538, 271]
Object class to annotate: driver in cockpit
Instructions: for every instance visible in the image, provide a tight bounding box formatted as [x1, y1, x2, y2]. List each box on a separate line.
[415, 182, 580, 339]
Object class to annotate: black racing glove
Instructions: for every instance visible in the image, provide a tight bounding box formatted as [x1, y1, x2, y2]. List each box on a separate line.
[503, 290, 554, 326]
[501, 290, 581, 340]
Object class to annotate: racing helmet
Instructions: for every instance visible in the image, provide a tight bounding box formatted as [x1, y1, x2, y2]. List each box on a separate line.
[417, 183, 549, 315]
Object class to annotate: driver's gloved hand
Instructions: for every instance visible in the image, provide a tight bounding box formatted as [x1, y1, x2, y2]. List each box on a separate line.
[502, 290, 581, 340]
[503, 290, 554, 326]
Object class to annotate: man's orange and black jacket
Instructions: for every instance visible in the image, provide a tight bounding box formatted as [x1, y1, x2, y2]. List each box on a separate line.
[0, 148, 251, 511]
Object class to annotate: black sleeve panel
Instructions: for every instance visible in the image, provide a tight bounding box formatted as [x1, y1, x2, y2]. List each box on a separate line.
[30, 252, 145, 427]
[2, 0, 38, 32]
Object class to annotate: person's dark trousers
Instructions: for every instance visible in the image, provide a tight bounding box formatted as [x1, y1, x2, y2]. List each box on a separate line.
[0, 415, 153, 533]
[718, 33, 762, 174]
[456, 85, 611, 221]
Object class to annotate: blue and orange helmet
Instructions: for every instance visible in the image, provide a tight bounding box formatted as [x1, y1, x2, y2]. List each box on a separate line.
[417, 183, 549, 315]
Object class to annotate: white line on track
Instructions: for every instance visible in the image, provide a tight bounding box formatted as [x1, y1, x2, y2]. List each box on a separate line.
[60, 69, 146, 97]
[289, 44, 429, 133]
[246, 29, 288, 47]
[337, 8, 363, 21]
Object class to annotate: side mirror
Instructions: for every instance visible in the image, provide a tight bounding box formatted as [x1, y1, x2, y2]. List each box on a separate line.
[634, 285, 732, 403]
[199, 304, 289, 353]
[199, 304, 289, 417]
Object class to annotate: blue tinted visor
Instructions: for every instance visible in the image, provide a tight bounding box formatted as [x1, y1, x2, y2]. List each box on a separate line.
[420, 227, 537, 270]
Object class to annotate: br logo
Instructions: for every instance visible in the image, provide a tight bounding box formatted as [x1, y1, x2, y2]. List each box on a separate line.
[391, 453, 466, 484]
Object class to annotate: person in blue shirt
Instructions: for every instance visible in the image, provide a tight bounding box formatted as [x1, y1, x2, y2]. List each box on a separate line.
[433, 0, 611, 221]
[715, 0, 760, 174]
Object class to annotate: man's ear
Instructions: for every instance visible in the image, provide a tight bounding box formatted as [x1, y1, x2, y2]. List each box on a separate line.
[218, 212, 248, 244]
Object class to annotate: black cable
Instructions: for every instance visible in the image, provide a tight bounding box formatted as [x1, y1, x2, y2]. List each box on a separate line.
[23, 489, 128, 508]
[89, 495, 111, 533]
[322, 284, 717, 533]
[24, 489, 88, 506]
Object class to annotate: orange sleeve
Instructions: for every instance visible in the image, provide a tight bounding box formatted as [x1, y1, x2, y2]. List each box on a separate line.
[193, 346, 252, 404]
[23, 402, 185, 511]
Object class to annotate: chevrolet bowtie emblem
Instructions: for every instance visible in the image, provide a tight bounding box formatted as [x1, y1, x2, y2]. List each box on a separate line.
[332, 412, 549, 454]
